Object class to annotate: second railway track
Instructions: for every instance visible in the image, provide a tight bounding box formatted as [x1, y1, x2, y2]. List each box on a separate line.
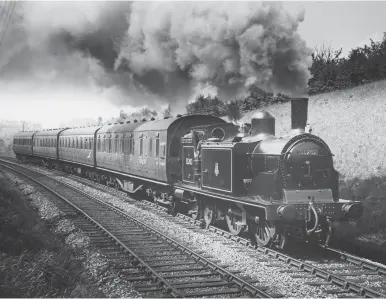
[2, 157, 386, 298]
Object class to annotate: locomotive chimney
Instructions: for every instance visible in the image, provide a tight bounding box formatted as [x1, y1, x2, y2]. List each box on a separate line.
[290, 98, 308, 134]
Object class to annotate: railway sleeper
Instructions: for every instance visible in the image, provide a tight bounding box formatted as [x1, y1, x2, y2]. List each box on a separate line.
[138, 252, 185, 258]
[162, 271, 220, 279]
[157, 266, 207, 273]
[177, 288, 242, 297]
[149, 261, 198, 267]
[143, 257, 193, 263]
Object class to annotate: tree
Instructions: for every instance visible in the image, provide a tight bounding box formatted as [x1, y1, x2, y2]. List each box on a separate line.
[140, 107, 157, 119]
[186, 95, 226, 117]
[119, 110, 128, 122]
[226, 100, 242, 122]
[97, 116, 103, 126]
[162, 104, 172, 118]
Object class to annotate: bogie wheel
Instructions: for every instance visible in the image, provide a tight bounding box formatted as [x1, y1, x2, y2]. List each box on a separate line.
[226, 211, 245, 236]
[203, 202, 216, 227]
[190, 195, 202, 220]
[251, 220, 277, 247]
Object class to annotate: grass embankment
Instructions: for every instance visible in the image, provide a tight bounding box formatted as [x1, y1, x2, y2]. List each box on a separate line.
[239, 80, 386, 252]
[0, 170, 100, 297]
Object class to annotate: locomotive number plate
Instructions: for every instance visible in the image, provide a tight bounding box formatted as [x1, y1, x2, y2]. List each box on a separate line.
[297, 149, 319, 156]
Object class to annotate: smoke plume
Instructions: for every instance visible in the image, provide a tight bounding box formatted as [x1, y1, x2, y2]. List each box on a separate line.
[0, 1, 312, 111]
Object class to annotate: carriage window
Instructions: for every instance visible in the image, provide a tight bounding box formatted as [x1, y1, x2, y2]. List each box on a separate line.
[115, 136, 118, 153]
[155, 138, 159, 157]
[129, 137, 132, 154]
[54, 139, 57, 147]
[140, 137, 143, 156]
[90, 137, 93, 150]
[108, 135, 111, 153]
[84, 138, 88, 150]
[149, 138, 153, 157]
[80, 137, 83, 149]
[97, 137, 101, 151]
[122, 137, 125, 154]
[169, 136, 180, 157]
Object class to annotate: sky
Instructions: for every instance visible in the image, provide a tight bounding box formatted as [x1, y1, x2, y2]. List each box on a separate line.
[1, 1, 386, 129]
[282, 1, 386, 57]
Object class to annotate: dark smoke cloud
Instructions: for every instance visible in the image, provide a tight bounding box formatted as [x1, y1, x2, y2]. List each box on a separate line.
[116, 1, 312, 99]
[0, 1, 312, 111]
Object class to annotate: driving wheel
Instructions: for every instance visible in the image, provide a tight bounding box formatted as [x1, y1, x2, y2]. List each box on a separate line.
[226, 212, 245, 236]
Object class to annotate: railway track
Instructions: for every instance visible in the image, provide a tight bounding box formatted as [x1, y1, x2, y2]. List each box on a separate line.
[1, 157, 386, 297]
[0, 160, 273, 298]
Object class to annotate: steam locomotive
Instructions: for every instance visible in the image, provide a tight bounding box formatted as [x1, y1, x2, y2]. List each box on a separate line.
[13, 98, 363, 249]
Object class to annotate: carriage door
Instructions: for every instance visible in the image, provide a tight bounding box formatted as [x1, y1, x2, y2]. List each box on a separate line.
[168, 135, 182, 181]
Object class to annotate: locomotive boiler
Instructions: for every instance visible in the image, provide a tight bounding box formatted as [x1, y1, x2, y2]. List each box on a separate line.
[175, 98, 363, 248]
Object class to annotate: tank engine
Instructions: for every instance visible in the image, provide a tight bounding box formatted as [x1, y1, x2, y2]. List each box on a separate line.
[175, 98, 363, 248]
